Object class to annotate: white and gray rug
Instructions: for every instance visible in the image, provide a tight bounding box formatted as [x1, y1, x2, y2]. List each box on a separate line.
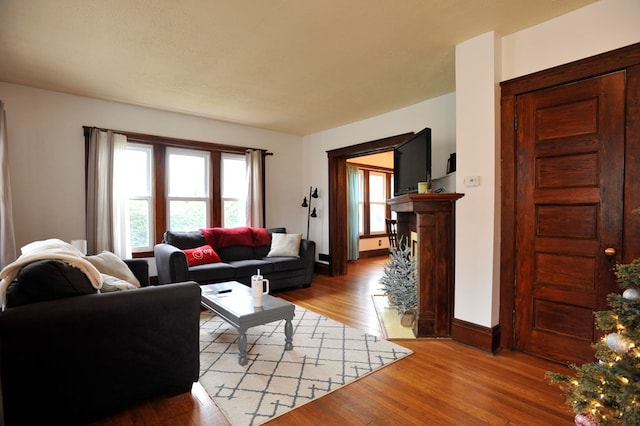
[199, 305, 413, 426]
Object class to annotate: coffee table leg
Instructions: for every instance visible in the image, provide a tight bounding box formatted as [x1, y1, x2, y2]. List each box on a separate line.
[238, 330, 248, 365]
[284, 318, 293, 350]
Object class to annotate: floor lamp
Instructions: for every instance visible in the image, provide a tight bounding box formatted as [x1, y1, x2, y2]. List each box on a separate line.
[301, 186, 318, 240]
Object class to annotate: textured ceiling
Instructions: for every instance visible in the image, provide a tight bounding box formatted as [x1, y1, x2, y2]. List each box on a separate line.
[0, 0, 595, 135]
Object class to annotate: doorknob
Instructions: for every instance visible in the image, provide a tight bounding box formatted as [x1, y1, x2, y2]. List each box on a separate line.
[604, 247, 617, 256]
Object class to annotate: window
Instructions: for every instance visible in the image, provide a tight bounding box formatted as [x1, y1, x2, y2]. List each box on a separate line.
[126, 143, 154, 251]
[221, 153, 247, 227]
[355, 166, 393, 236]
[117, 135, 252, 256]
[166, 148, 210, 231]
[369, 172, 387, 233]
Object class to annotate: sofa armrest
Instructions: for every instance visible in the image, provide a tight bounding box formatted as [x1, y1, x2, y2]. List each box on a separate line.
[124, 258, 150, 286]
[0, 281, 202, 424]
[300, 239, 316, 284]
[154, 243, 189, 284]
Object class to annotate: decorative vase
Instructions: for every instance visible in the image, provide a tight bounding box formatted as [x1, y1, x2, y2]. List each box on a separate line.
[400, 311, 415, 327]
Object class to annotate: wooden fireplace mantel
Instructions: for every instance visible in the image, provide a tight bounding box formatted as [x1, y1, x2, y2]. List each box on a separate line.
[387, 192, 464, 337]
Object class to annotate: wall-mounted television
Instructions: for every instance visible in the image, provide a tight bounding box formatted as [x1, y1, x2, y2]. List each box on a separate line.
[393, 127, 432, 196]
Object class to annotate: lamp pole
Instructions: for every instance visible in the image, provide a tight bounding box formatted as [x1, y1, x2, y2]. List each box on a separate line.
[302, 186, 318, 240]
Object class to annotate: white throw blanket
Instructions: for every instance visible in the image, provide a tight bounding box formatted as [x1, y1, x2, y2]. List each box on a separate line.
[0, 239, 102, 309]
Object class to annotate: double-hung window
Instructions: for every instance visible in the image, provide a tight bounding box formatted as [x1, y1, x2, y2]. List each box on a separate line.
[166, 148, 210, 231]
[356, 166, 394, 236]
[126, 143, 154, 252]
[221, 153, 247, 227]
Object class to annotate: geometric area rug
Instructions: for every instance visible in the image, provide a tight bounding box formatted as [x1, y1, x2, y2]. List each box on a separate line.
[199, 305, 413, 425]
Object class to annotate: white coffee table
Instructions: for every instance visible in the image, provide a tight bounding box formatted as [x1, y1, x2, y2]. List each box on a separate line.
[200, 281, 295, 365]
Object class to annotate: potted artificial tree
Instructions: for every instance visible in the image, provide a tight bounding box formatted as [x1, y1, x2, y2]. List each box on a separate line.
[379, 236, 418, 327]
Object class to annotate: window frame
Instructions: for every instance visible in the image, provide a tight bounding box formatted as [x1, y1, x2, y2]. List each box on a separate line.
[165, 146, 212, 231]
[350, 162, 393, 238]
[125, 143, 155, 252]
[220, 152, 248, 227]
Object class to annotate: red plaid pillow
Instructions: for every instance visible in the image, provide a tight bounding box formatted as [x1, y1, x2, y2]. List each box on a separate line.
[183, 245, 221, 266]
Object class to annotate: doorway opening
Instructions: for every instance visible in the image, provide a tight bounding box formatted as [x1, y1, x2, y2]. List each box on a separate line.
[326, 132, 413, 276]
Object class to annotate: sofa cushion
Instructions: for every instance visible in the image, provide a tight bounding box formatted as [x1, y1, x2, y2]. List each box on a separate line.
[264, 256, 307, 273]
[164, 230, 206, 250]
[254, 244, 271, 259]
[183, 245, 221, 266]
[216, 245, 256, 262]
[86, 251, 141, 288]
[267, 233, 302, 257]
[6, 260, 97, 307]
[188, 262, 236, 283]
[228, 259, 274, 278]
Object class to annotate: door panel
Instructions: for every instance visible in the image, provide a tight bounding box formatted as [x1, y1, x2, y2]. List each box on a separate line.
[514, 72, 625, 364]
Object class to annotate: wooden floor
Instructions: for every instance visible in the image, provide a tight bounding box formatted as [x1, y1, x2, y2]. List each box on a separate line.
[92, 257, 576, 425]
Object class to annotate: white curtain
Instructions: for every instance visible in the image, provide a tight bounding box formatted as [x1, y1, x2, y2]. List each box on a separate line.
[0, 100, 17, 268]
[245, 149, 265, 227]
[86, 128, 131, 258]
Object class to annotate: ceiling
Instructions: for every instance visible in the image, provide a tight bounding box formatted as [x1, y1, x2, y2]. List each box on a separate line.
[0, 0, 595, 135]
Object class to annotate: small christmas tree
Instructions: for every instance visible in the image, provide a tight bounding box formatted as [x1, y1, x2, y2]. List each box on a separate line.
[547, 258, 640, 426]
[379, 236, 418, 317]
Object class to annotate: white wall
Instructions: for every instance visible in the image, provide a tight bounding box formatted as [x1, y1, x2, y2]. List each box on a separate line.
[0, 83, 304, 251]
[454, 32, 502, 327]
[502, 0, 640, 80]
[302, 93, 457, 256]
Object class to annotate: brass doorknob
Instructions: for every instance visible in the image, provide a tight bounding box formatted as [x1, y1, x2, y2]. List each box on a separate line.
[604, 247, 617, 256]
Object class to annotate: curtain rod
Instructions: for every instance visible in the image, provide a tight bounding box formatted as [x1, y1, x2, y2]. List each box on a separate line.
[83, 126, 273, 156]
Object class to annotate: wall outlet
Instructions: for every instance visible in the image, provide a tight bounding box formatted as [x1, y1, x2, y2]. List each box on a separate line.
[464, 176, 480, 187]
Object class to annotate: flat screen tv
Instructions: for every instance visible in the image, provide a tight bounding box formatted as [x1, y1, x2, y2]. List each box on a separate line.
[393, 127, 432, 196]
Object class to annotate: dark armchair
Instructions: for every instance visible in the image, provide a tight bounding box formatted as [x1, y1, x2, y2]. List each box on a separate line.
[0, 259, 202, 425]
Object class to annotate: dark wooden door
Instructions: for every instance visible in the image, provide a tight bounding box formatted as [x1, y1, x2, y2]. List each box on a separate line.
[514, 71, 625, 364]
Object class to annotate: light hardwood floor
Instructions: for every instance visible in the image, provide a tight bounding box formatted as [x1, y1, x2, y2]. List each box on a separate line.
[92, 257, 575, 425]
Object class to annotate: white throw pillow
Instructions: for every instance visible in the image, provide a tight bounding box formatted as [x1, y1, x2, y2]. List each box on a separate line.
[267, 233, 302, 257]
[100, 273, 138, 292]
[85, 251, 141, 288]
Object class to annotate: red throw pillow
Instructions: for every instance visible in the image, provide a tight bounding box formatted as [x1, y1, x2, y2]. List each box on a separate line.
[183, 245, 221, 266]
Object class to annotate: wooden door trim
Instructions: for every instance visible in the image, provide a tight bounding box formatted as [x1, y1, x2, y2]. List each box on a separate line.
[500, 42, 640, 351]
[326, 132, 413, 276]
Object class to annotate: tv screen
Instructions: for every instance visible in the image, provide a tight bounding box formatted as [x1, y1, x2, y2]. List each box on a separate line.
[393, 127, 432, 196]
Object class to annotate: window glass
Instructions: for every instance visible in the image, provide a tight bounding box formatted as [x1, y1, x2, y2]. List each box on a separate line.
[168, 200, 207, 231]
[222, 154, 246, 227]
[369, 172, 387, 233]
[125, 144, 153, 251]
[167, 148, 209, 231]
[168, 151, 207, 197]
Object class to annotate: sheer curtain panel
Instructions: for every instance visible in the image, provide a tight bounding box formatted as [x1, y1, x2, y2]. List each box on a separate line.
[245, 149, 265, 227]
[0, 100, 16, 268]
[86, 128, 131, 258]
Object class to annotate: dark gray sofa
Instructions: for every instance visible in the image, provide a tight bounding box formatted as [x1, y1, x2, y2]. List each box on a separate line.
[0, 259, 201, 425]
[154, 227, 315, 291]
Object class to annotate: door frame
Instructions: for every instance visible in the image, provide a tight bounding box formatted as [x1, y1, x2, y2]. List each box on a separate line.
[326, 132, 414, 276]
[500, 42, 640, 351]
